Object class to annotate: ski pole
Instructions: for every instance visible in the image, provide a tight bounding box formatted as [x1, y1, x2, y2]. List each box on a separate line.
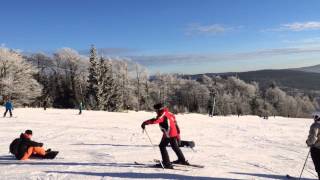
[299, 150, 310, 180]
[143, 128, 164, 169]
[143, 129, 155, 150]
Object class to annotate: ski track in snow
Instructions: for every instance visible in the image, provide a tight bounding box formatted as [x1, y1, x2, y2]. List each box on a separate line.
[0, 108, 318, 180]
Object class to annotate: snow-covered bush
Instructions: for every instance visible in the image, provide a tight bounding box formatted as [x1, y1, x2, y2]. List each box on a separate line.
[0, 47, 42, 105]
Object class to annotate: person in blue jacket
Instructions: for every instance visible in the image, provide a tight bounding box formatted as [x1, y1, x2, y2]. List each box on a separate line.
[4, 100, 13, 117]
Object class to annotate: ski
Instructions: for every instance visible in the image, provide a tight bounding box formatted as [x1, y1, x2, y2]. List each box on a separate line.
[134, 161, 189, 171]
[154, 159, 204, 169]
[173, 163, 205, 168]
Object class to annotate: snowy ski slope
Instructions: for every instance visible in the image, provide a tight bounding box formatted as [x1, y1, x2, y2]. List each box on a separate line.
[0, 108, 317, 180]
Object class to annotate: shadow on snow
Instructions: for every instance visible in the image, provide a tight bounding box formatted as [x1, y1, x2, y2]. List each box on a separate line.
[45, 171, 240, 180]
[0, 155, 238, 179]
[71, 143, 152, 147]
[231, 172, 317, 180]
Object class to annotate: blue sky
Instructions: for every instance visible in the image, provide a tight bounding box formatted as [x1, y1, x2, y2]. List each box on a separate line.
[1, 0, 320, 74]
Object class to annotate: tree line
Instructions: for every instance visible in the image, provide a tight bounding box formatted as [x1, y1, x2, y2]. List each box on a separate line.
[0, 45, 318, 118]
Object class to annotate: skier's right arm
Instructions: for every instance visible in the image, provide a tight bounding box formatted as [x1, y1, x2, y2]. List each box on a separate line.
[141, 114, 166, 129]
[306, 124, 319, 147]
[145, 113, 166, 125]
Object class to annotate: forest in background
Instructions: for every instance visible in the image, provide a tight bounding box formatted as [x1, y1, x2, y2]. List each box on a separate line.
[0, 45, 318, 118]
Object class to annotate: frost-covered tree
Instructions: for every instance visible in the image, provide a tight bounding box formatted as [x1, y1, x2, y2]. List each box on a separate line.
[50, 48, 87, 108]
[1, 44, 315, 117]
[108, 77, 122, 111]
[86, 45, 99, 109]
[97, 57, 122, 111]
[112, 60, 129, 110]
[26, 53, 54, 106]
[132, 63, 148, 111]
[0, 47, 42, 105]
[97, 57, 112, 110]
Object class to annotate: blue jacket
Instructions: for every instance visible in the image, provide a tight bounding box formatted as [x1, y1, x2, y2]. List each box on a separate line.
[5, 101, 13, 110]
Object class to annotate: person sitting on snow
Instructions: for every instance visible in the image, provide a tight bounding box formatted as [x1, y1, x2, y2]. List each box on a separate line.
[306, 115, 320, 179]
[9, 130, 58, 160]
[141, 103, 189, 169]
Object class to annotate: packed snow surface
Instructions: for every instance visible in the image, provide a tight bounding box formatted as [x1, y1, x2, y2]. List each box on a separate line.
[0, 108, 317, 180]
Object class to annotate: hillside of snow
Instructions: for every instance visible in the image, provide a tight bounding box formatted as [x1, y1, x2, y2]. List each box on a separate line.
[0, 108, 317, 180]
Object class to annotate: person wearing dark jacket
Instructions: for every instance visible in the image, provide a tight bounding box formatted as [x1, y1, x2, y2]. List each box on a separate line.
[16, 130, 46, 160]
[141, 103, 189, 169]
[3, 100, 13, 117]
[43, 100, 47, 111]
[306, 115, 320, 179]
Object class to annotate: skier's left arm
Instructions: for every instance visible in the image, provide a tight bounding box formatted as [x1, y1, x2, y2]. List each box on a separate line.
[306, 124, 318, 147]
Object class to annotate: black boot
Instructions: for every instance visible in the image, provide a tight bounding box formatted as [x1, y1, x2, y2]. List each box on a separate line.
[164, 163, 173, 169]
[172, 159, 190, 165]
[44, 151, 59, 159]
[180, 140, 195, 148]
[153, 161, 173, 169]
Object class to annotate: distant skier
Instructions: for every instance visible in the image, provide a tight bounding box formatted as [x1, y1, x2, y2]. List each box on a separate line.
[208, 104, 213, 117]
[43, 100, 47, 110]
[9, 130, 58, 160]
[3, 100, 13, 117]
[237, 107, 242, 117]
[79, 102, 83, 115]
[141, 103, 189, 169]
[306, 115, 320, 179]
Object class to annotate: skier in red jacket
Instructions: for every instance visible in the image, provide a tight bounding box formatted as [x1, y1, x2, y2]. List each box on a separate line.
[141, 103, 189, 169]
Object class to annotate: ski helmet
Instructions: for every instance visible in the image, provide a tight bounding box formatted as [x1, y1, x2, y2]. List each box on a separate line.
[153, 103, 164, 110]
[25, 130, 33, 135]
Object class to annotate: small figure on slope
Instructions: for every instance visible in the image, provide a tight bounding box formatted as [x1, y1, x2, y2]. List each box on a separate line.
[9, 130, 58, 160]
[79, 102, 83, 115]
[3, 99, 13, 118]
[43, 99, 47, 111]
[306, 115, 320, 179]
[208, 104, 214, 117]
[141, 103, 189, 169]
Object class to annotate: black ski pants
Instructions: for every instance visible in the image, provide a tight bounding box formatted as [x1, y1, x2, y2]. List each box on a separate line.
[159, 137, 186, 166]
[4, 109, 12, 117]
[311, 147, 320, 179]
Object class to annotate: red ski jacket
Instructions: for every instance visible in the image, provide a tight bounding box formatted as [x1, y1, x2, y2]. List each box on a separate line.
[144, 107, 179, 138]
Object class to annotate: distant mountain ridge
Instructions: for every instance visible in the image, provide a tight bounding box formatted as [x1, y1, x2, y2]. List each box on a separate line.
[295, 64, 320, 73]
[187, 66, 320, 91]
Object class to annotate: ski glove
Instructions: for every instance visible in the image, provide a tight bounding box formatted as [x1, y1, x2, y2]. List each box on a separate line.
[141, 122, 147, 129]
[306, 140, 315, 147]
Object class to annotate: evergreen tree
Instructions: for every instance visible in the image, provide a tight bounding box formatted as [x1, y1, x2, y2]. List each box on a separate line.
[109, 77, 122, 111]
[97, 57, 122, 111]
[97, 57, 112, 110]
[86, 45, 99, 109]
